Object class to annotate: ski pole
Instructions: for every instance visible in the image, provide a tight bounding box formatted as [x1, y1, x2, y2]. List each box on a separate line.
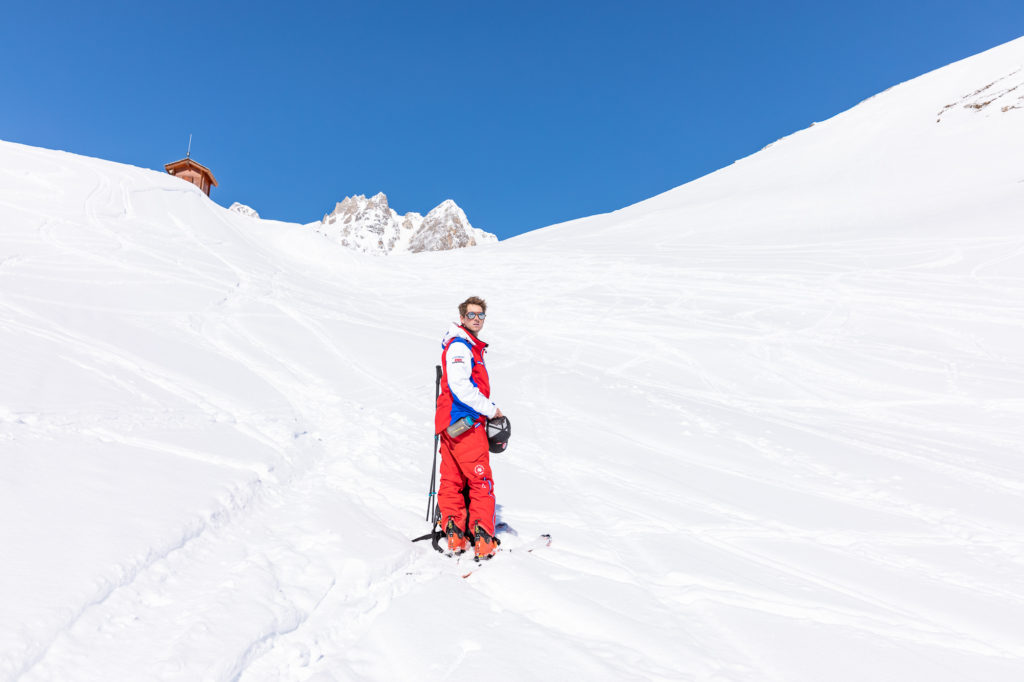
[425, 364, 442, 521]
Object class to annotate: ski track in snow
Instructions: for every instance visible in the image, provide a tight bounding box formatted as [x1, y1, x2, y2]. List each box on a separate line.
[5, 36, 1024, 682]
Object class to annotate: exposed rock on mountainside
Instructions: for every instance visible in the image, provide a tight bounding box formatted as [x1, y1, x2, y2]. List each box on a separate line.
[409, 200, 480, 253]
[228, 202, 259, 219]
[315, 192, 496, 255]
[937, 67, 1024, 121]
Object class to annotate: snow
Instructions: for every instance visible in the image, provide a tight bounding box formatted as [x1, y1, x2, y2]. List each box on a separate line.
[2, 35, 1024, 682]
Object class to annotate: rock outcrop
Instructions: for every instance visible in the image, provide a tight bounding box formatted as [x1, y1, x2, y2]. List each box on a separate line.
[315, 193, 496, 255]
[228, 202, 259, 219]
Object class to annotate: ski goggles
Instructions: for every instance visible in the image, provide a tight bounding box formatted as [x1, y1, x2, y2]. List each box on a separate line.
[465, 312, 486, 320]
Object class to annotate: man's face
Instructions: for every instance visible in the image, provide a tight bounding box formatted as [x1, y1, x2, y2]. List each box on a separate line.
[461, 304, 485, 336]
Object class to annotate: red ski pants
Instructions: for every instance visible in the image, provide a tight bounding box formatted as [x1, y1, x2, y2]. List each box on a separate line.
[438, 423, 495, 537]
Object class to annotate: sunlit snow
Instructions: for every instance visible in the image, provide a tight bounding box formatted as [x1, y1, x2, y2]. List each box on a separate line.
[2, 37, 1023, 682]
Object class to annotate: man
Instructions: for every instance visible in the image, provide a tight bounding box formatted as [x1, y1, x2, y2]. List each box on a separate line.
[434, 296, 504, 559]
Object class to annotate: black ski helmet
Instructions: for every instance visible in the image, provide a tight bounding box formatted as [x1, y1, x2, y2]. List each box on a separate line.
[487, 415, 511, 453]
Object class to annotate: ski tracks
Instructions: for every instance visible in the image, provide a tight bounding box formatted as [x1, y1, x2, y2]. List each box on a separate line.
[1, 166, 422, 680]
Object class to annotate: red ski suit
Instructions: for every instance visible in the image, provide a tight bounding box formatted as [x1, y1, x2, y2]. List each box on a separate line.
[435, 324, 498, 537]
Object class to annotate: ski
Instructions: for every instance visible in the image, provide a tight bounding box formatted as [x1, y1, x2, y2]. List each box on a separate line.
[460, 533, 552, 579]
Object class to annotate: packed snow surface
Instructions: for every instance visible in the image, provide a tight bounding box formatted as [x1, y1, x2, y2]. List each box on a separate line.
[3, 37, 1024, 682]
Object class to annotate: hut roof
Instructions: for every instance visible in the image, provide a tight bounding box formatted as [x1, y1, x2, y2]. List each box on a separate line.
[164, 157, 218, 187]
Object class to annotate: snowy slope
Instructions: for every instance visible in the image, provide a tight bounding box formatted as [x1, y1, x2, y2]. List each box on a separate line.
[2, 36, 1024, 682]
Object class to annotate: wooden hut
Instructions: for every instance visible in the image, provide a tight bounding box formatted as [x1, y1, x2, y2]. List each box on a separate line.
[164, 157, 218, 196]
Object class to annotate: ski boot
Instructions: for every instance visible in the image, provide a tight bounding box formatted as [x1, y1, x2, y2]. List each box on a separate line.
[445, 518, 468, 555]
[473, 524, 500, 561]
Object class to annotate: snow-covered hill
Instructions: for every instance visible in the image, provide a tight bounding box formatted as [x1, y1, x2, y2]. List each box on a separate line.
[2, 36, 1024, 682]
[315, 192, 496, 255]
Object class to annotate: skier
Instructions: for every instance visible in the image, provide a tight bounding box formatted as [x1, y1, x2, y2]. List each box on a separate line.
[435, 296, 504, 559]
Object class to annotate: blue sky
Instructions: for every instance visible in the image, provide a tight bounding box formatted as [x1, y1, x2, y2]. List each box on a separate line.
[2, 1, 1022, 239]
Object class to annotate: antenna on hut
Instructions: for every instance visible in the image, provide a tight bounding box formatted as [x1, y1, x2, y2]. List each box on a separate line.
[186, 134, 192, 159]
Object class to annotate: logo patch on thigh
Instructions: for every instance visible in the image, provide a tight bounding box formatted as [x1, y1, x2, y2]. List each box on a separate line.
[474, 464, 485, 476]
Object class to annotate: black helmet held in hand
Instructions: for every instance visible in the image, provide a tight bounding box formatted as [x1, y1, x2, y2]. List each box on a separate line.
[486, 415, 511, 453]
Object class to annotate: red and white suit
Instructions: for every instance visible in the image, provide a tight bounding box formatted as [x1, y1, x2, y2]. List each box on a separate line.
[434, 323, 499, 536]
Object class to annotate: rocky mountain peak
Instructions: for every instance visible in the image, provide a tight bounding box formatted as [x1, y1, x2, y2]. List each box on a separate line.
[328, 192, 391, 222]
[409, 200, 492, 253]
[315, 193, 496, 255]
[228, 202, 259, 219]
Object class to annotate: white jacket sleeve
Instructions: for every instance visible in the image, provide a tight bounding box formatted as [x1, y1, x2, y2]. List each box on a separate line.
[446, 343, 498, 419]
